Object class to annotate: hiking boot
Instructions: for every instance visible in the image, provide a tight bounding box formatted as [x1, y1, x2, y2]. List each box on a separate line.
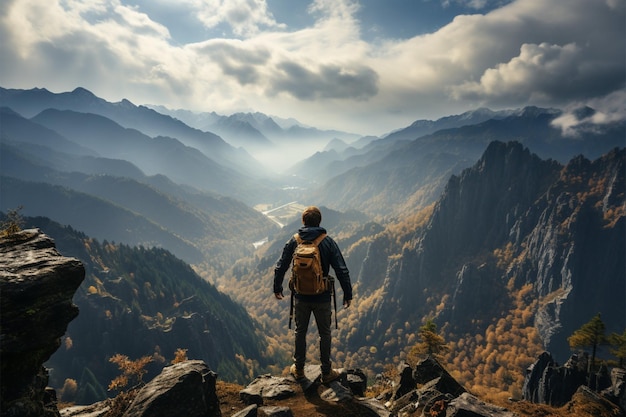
[321, 369, 340, 383]
[290, 364, 305, 379]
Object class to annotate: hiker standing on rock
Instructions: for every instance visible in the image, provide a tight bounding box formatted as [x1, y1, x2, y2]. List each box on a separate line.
[273, 206, 353, 383]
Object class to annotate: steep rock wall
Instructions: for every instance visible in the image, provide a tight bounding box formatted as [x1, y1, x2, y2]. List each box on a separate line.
[1, 229, 85, 417]
[349, 142, 625, 364]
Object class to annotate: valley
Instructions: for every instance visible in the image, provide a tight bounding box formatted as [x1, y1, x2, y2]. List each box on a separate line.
[0, 86, 624, 412]
[255, 201, 306, 229]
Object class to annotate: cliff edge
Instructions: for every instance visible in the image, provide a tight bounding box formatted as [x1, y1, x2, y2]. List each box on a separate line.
[0, 229, 85, 417]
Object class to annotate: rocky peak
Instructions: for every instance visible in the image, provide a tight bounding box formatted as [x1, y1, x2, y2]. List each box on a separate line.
[425, 141, 561, 268]
[1, 229, 85, 417]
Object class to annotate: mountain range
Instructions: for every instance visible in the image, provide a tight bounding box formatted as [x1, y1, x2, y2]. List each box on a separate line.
[0, 86, 624, 403]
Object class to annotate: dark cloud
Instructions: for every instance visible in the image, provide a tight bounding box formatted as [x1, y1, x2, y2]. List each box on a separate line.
[196, 42, 270, 85]
[267, 61, 379, 100]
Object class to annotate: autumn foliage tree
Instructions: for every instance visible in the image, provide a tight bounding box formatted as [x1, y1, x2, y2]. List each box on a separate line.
[171, 348, 189, 364]
[0, 206, 24, 237]
[108, 354, 153, 392]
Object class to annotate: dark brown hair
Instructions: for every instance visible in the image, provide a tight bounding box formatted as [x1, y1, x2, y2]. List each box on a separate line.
[302, 206, 322, 227]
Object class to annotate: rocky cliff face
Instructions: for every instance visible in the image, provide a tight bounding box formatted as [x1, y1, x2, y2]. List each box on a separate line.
[506, 148, 625, 356]
[522, 351, 625, 409]
[0, 229, 85, 417]
[350, 141, 625, 365]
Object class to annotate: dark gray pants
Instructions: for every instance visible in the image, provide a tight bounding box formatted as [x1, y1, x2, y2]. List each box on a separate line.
[293, 299, 332, 374]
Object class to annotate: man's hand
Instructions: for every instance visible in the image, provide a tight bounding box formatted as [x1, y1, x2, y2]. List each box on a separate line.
[343, 299, 352, 309]
[274, 292, 284, 300]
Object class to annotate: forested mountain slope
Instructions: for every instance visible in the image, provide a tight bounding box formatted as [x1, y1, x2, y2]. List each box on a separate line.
[349, 141, 624, 391]
[17, 217, 276, 405]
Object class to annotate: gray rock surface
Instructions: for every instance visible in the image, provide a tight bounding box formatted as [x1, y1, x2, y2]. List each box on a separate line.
[239, 375, 296, 405]
[446, 392, 517, 417]
[1, 229, 85, 417]
[122, 360, 220, 417]
[522, 351, 587, 406]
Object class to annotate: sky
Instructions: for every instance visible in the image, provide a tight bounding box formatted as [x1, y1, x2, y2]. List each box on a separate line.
[1, 0, 624, 136]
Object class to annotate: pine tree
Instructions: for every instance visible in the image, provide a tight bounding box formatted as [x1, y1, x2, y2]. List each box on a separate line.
[568, 313, 607, 380]
[407, 319, 449, 365]
[608, 329, 626, 368]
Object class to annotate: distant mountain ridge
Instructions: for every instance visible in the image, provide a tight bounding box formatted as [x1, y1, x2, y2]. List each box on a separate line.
[382, 107, 519, 142]
[31, 108, 255, 197]
[0, 86, 268, 179]
[149, 104, 361, 146]
[306, 106, 625, 217]
[0, 106, 278, 266]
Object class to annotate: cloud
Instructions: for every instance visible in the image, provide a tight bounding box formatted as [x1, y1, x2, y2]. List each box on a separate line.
[192, 40, 270, 85]
[441, 0, 512, 10]
[385, 0, 626, 117]
[113, 3, 171, 38]
[193, 0, 285, 37]
[551, 89, 626, 136]
[451, 42, 584, 103]
[187, 0, 375, 102]
[267, 61, 378, 100]
[0, 0, 623, 135]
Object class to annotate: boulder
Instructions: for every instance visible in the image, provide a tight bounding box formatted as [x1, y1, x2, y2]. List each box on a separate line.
[393, 362, 416, 399]
[354, 397, 392, 417]
[569, 385, 624, 417]
[346, 368, 368, 397]
[239, 375, 296, 405]
[446, 392, 517, 417]
[413, 356, 465, 397]
[320, 380, 353, 402]
[601, 367, 626, 411]
[522, 351, 587, 406]
[122, 360, 220, 417]
[0, 229, 85, 417]
[59, 402, 110, 417]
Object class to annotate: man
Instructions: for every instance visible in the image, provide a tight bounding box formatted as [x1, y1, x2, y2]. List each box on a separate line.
[273, 206, 353, 383]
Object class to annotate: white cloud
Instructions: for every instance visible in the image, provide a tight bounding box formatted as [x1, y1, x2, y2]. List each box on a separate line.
[0, 0, 623, 135]
[113, 3, 171, 38]
[193, 0, 285, 37]
[551, 89, 626, 136]
[451, 42, 583, 103]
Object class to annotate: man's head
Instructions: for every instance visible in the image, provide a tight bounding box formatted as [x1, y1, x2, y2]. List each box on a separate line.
[302, 206, 322, 227]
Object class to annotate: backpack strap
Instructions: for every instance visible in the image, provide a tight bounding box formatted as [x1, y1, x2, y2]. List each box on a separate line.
[294, 232, 327, 246]
[312, 233, 327, 246]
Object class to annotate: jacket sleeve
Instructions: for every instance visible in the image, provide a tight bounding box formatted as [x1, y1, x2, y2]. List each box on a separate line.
[327, 238, 353, 301]
[273, 237, 296, 294]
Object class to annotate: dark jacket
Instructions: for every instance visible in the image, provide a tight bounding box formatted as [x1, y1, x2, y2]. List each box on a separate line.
[274, 226, 352, 303]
